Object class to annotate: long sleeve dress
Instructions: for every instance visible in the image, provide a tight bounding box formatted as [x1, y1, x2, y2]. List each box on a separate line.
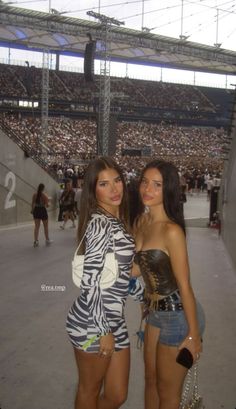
[66, 211, 143, 352]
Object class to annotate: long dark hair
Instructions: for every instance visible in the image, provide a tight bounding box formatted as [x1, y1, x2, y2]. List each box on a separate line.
[35, 183, 45, 204]
[139, 159, 186, 234]
[78, 157, 129, 247]
[127, 178, 144, 228]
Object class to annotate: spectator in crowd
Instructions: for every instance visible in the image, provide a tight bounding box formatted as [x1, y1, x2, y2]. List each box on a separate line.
[206, 175, 213, 201]
[212, 173, 221, 187]
[59, 179, 76, 229]
[74, 179, 83, 219]
[180, 184, 187, 214]
[57, 183, 65, 222]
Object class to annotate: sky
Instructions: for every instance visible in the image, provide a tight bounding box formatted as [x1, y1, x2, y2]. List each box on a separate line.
[1, 0, 236, 88]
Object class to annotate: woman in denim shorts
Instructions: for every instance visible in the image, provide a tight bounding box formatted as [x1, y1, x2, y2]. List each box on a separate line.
[133, 160, 205, 409]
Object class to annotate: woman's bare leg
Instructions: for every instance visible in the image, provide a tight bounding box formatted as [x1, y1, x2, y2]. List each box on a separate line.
[156, 344, 188, 409]
[144, 324, 160, 409]
[69, 211, 76, 226]
[61, 211, 69, 228]
[73, 348, 110, 409]
[34, 219, 41, 241]
[98, 347, 130, 409]
[42, 219, 49, 240]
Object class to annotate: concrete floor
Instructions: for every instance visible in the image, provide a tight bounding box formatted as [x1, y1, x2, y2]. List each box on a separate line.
[0, 194, 236, 409]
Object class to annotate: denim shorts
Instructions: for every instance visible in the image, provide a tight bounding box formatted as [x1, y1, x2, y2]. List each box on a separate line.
[147, 296, 205, 346]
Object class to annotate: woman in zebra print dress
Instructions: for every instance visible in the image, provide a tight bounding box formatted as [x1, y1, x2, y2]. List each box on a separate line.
[66, 157, 143, 409]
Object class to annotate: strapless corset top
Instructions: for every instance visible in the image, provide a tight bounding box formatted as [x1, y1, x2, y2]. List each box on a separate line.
[134, 249, 178, 297]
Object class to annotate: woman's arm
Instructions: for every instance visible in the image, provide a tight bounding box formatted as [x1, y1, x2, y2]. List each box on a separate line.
[81, 216, 113, 336]
[82, 216, 115, 355]
[42, 193, 49, 208]
[167, 225, 202, 359]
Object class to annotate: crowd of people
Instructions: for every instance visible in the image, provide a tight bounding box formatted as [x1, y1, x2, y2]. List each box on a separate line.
[0, 113, 97, 172]
[115, 121, 226, 171]
[0, 63, 231, 183]
[110, 76, 216, 112]
[0, 64, 97, 101]
[0, 63, 221, 114]
[0, 112, 226, 180]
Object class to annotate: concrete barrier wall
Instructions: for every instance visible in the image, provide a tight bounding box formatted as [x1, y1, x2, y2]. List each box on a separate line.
[221, 96, 236, 270]
[0, 129, 59, 227]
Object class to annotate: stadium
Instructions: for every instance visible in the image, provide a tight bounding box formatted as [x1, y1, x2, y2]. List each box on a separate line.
[0, 1, 236, 408]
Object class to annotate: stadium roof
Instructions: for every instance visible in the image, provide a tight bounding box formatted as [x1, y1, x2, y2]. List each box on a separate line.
[0, 4, 236, 75]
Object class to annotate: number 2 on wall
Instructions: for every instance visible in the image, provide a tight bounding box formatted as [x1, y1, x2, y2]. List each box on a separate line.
[4, 171, 16, 209]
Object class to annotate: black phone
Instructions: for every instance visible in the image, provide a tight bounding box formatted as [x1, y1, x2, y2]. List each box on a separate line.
[176, 347, 193, 369]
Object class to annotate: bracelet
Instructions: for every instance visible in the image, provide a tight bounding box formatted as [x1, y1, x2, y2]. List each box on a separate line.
[187, 335, 201, 341]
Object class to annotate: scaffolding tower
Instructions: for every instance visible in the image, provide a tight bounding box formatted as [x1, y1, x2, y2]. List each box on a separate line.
[87, 11, 124, 156]
[41, 49, 49, 156]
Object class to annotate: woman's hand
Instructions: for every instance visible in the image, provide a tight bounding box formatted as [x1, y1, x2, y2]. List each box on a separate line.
[99, 333, 115, 358]
[178, 334, 202, 363]
[131, 261, 141, 277]
[140, 302, 149, 320]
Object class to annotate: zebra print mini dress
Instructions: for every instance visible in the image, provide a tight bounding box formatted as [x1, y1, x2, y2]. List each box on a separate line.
[66, 211, 144, 353]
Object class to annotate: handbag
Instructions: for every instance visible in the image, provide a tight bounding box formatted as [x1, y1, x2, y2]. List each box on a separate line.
[180, 363, 204, 409]
[72, 217, 118, 289]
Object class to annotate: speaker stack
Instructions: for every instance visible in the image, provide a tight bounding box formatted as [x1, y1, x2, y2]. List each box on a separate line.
[84, 41, 96, 82]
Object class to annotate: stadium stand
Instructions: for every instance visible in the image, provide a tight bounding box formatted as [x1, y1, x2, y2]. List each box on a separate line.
[0, 62, 232, 180]
[0, 63, 232, 110]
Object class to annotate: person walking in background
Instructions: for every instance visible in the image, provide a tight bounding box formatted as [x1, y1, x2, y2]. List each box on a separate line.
[57, 183, 65, 222]
[132, 159, 205, 409]
[180, 184, 187, 215]
[31, 183, 52, 247]
[206, 174, 213, 201]
[59, 179, 76, 229]
[66, 157, 143, 409]
[74, 179, 83, 220]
